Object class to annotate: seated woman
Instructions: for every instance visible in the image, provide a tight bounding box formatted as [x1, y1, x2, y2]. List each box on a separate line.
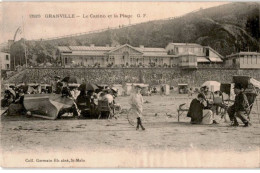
[200, 86, 214, 109]
[74, 90, 95, 118]
[98, 89, 114, 119]
[187, 93, 217, 125]
[111, 87, 121, 112]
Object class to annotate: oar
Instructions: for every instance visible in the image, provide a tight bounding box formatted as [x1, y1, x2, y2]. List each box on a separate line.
[1, 109, 8, 116]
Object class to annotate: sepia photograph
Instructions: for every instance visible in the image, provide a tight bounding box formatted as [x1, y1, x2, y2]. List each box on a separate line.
[0, 1, 259, 168]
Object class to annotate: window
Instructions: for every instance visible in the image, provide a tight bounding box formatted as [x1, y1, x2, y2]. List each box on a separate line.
[206, 49, 209, 56]
[175, 47, 178, 53]
[6, 64, 10, 69]
[6, 55, 9, 60]
[65, 57, 68, 64]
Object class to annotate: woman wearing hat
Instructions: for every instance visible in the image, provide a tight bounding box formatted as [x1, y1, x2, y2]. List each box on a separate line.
[129, 85, 145, 130]
[227, 83, 251, 127]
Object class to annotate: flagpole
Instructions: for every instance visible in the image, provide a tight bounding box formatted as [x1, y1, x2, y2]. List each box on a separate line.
[22, 16, 27, 68]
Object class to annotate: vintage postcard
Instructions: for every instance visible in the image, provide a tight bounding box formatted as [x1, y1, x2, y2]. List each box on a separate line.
[0, 1, 260, 168]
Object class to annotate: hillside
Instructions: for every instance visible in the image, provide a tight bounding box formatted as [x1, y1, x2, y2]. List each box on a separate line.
[11, 2, 260, 67]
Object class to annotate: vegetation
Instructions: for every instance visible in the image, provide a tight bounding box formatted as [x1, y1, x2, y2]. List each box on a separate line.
[10, 2, 259, 68]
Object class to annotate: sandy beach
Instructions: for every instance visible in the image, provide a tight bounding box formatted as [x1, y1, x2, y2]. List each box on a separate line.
[1, 94, 260, 167]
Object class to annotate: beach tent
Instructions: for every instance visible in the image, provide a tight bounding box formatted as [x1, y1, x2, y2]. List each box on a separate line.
[178, 84, 188, 94]
[201, 81, 221, 92]
[161, 84, 170, 95]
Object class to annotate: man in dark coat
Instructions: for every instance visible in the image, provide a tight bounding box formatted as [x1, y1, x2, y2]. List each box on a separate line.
[187, 93, 205, 124]
[227, 83, 251, 127]
[187, 93, 216, 124]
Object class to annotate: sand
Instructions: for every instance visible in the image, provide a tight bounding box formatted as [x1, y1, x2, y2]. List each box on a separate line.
[0, 94, 259, 167]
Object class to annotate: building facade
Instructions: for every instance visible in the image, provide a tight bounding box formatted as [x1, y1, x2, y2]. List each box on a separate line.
[57, 43, 223, 68]
[225, 52, 260, 69]
[165, 43, 223, 68]
[0, 52, 11, 70]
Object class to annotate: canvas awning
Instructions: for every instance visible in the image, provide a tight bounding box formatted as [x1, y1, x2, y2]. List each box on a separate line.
[197, 57, 210, 62]
[250, 78, 260, 89]
[201, 81, 221, 92]
[209, 57, 223, 62]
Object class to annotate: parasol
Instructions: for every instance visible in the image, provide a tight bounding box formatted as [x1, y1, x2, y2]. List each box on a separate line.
[5, 88, 16, 97]
[233, 76, 260, 89]
[61, 76, 81, 84]
[79, 83, 98, 91]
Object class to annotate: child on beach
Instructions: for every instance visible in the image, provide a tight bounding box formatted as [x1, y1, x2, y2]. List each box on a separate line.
[129, 85, 145, 130]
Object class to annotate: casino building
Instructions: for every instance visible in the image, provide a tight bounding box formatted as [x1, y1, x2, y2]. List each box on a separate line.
[56, 43, 223, 68]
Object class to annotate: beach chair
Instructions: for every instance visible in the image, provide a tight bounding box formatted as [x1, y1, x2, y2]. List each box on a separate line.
[244, 88, 258, 121]
[177, 103, 189, 122]
[97, 100, 113, 119]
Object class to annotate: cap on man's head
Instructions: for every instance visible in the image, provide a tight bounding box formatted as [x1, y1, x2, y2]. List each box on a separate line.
[234, 83, 243, 89]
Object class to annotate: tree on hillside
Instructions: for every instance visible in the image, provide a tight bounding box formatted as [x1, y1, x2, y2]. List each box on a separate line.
[10, 39, 26, 69]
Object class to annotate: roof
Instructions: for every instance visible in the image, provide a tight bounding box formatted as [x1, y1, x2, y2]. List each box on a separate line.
[61, 52, 106, 56]
[108, 44, 143, 54]
[57, 46, 71, 52]
[143, 53, 173, 57]
[204, 46, 224, 59]
[226, 51, 260, 58]
[58, 46, 115, 52]
[167, 43, 202, 47]
[0, 52, 10, 55]
[136, 47, 169, 57]
[136, 47, 166, 52]
[68, 46, 114, 51]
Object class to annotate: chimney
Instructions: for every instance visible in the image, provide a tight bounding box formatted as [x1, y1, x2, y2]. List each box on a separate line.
[106, 44, 110, 47]
[90, 44, 95, 47]
[139, 45, 144, 49]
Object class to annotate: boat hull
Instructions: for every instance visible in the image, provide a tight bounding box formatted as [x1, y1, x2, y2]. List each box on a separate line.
[24, 94, 74, 119]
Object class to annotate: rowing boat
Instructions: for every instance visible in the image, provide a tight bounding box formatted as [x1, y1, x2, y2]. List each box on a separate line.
[23, 94, 74, 119]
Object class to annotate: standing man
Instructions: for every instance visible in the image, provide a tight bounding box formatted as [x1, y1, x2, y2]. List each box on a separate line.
[54, 76, 62, 94]
[227, 83, 251, 127]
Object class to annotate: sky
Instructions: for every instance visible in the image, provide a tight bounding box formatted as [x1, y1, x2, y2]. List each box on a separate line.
[0, 1, 229, 44]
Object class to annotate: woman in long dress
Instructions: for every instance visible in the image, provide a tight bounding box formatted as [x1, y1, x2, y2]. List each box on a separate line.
[129, 85, 145, 130]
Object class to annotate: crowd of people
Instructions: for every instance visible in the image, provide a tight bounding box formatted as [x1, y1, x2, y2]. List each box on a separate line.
[52, 76, 121, 119]
[2, 69, 259, 128]
[8, 67, 260, 88]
